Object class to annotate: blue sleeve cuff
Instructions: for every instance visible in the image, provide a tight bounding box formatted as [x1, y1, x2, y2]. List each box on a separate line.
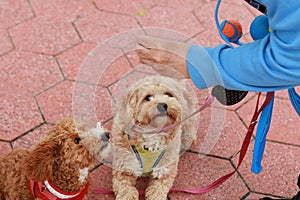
[186, 45, 222, 89]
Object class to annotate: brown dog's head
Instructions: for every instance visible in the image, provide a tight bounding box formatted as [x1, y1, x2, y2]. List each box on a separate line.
[23, 118, 110, 188]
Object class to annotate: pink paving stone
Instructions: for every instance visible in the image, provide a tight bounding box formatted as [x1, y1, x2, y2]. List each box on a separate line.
[275, 89, 289, 99]
[267, 97, 300, 144]
[56, 42, 97, 80]
[179, 0, 211, 11]
[103, 27, 190, 55]
[36, 80, 113, 125]
[154, 0, 207, 11]
[153, 0, 184, 9]
[98, 54, 133, 87]
[143, 27, 193, 44]
[73, 45, 125, 85]
[102, 28, 145, 53]
[0, 0, 34, 28]
[137, 5, 203, 39]
[0, 91, 43, 141]
[190, 29, 224, 47]
[245, 193, 282, 200]
[190, 108, 248, 159]
[0, 141, 12, 156]
[9, 16, 81, 55]
[0, 50, 63, 95]
[89, 165, 114, 200]
[237, 94, 300, 146]
[12, 123, 53, 150]
[30, 0, 97, 22]
[275, 86, 300, 99]
[94, 0, 155, 16]
[0, 28, 13, 55]
[75, 11, 140, 43]
[169, 152, 249, 199]
[126, 51, 141, 68]
[234, 141, 300, 198]
[108, 68, 159, 103]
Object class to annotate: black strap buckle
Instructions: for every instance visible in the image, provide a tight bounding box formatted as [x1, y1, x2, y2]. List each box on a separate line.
[244, 0, 267, 14]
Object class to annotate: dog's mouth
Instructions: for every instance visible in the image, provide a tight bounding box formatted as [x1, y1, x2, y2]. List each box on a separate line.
[131, 102, 181, 134]
[97, 142, 112, 163]
[132, 113, 178, 135]
[151, 112, 167, 120]
[100, 142, 109, 152]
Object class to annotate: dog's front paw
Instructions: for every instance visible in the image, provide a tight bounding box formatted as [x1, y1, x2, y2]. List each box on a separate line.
[113, 154, 144, 177]
[145, 186, 168, 200]
[124, 158, 144, 176]
[151, 165, 169, 179]
[115, 187, 139, 200]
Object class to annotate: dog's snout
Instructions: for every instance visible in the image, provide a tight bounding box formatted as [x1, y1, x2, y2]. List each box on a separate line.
[157, 103, 168, 113]
[101, 132, 110, 142]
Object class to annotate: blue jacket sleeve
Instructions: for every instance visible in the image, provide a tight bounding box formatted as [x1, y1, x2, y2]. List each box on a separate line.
[187, 0, 300, 92]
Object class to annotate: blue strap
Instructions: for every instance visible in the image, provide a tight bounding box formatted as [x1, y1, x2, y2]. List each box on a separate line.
[288, 87, 300, 116]
[251, 92, 275, 174]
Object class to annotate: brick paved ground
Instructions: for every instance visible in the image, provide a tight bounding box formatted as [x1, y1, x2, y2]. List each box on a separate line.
[0, 0, 299, 199]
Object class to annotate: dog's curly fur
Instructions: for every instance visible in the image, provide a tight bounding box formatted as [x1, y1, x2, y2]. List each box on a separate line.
[0, 118, 110, 200]
[112, 76, 198, 200]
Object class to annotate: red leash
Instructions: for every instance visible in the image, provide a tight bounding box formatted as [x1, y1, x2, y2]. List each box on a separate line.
[93, 92, 274, 196]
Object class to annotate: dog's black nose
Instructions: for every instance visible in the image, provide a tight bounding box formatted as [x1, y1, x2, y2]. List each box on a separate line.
[157, 103, 168, 113]
[101, 132, 110, 142]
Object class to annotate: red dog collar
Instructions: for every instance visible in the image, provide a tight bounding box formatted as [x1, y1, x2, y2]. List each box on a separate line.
[29, 179, 89, 200]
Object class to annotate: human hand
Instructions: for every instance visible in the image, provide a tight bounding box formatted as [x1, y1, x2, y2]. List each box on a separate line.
[137, 36, 192, 79]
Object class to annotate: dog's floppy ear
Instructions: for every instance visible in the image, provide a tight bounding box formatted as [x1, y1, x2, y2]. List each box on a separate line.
[23, 138, 57, 181]
[128, 88, 139, 107]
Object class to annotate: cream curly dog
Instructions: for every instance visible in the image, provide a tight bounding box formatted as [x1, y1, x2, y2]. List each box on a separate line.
[112, 75, 198, 200]
[0, 118, 110, 200]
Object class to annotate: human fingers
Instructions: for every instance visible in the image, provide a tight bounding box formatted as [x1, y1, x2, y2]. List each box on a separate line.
[138, 35, 185, 51]
[137, 48, 150, 59]
[138, 35, 165, 49]
[139, 35, 192, 59]
[137, 48, 168, 64]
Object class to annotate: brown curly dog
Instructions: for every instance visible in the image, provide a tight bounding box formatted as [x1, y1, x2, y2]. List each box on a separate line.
[0, 118, 110, 200]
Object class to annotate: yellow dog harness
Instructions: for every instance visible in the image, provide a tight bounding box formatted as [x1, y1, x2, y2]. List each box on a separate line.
[131, 145, 166, 174]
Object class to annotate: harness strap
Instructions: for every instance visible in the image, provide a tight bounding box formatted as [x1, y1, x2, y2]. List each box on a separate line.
[288, 87, 300, 116]
[131, 145, 144, 169]
[131, 145, 166, 174]
[252, 92, 274, 174]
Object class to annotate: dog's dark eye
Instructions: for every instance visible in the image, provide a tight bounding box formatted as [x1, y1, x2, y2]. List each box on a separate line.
[165, 92, 173, 97]
[145, 95, 152, 101]
[74, 137, 81, 144]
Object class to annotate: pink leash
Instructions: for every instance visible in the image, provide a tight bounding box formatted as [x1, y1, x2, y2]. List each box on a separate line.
[93, 93, 273, 196]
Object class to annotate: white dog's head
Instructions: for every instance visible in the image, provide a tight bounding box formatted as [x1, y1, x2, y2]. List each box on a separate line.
[115, 76, 196, 146]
